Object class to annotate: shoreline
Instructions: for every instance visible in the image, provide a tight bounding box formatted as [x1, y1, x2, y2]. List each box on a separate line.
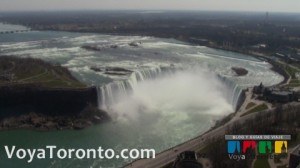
[123, 87, 253, 168]
[203, 45, 290, 86]
[121, 40, 288, 168]
[27, 28, 290, 86]
[0, 104, 110, 131]
[0, 32, 285, 133]
[1, 31, 285, 125]
[0, 84, 111, 131]
[0, 56, 110, 131]
[1, 29, 289, 166]
[2, 24, 289, 85]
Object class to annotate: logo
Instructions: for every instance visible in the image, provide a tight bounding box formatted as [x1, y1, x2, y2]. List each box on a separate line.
[227, 141, 241, 154]
[258, 141, 272, 154]
[225, 135, 291, 161]
[227, 141, 257, 154]
[227, 141, 245, 161]
[274, 141, 288, 154]
[242, 141, 256, 154]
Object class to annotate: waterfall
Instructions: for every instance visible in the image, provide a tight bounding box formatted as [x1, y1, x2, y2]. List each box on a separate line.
[218, 75, 244, 111]
[96, 66, 166, 110]
[97, 67, 244, 111]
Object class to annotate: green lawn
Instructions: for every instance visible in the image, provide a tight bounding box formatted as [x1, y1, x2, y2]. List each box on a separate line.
[241, 104, 268, 117]
[290, 79, 300, 83]
[246, 102, 256, 110]
[253, 158, 270, 168]
[287, 79, 300, 87]
[284, 65, 299, 79]
[0, 56, 86, 88]
[287, 82, 300, 87]
[277, 61, 299, 80]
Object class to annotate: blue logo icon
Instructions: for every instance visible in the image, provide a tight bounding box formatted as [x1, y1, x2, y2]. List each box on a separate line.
[227, 141, 241, 154]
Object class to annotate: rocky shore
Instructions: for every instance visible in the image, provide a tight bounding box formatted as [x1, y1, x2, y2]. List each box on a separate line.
[0, 85, 110, 131]
[0, 56, 110, 131]
[0, 105, 110, 131]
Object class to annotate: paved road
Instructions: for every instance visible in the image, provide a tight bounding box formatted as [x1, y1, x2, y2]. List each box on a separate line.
[124, 89, 263, 168]
[124, 89, 299, 168]
[124, 53, 298, 168]
[124, 113, 261, 168]
[125, 94, 299, 168]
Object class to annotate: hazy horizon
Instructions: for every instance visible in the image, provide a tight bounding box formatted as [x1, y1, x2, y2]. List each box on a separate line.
[0, 0, 299, 13]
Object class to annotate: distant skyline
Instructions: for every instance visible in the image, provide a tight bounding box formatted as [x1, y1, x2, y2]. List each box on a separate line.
[0, 0, 299, 12]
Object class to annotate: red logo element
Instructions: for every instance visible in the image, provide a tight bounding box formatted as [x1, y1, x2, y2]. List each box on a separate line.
[242, 141, 256, 153]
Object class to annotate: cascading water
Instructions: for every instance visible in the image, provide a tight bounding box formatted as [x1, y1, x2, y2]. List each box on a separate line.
[96, 66, 244, 113]
[218, 75, 244, 111]
[0, 26, 285, 168]
[97, 66, 166, 110]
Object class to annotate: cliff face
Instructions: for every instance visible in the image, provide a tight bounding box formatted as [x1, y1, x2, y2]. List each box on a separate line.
[0, 84, 111, 131]
[0, 84, 98, 118]
[0, 56, 109, 130]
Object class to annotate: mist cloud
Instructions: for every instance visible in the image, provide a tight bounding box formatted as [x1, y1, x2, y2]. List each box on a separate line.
[110, 69, 233, 122]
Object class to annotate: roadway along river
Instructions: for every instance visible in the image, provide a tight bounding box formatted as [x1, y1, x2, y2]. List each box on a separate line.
[0, 24, 283, 168]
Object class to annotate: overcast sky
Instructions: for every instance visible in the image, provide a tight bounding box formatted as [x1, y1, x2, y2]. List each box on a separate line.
[0, 0, 299, 12]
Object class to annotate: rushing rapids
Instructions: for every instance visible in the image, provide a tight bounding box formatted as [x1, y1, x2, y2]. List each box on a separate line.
[0, 24, 284, 168]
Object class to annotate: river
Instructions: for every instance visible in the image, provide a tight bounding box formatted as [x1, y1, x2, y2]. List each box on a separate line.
[0, 23, 283, 168]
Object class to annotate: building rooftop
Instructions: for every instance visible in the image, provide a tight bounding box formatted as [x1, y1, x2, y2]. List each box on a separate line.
[271, 91, 293, 96]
